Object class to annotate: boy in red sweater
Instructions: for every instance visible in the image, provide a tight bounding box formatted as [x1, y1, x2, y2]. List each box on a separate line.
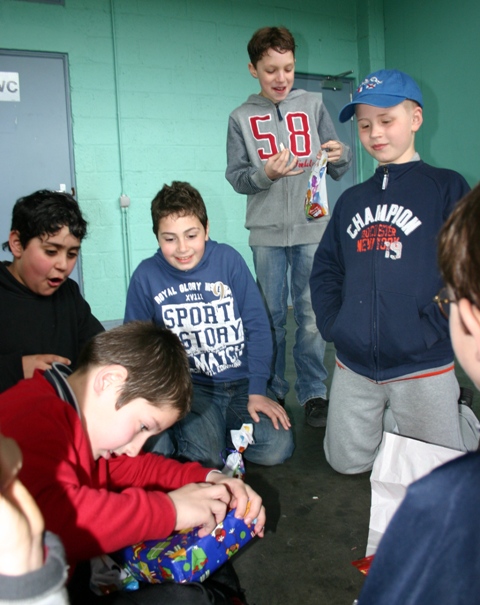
[0, 321, 265, 603]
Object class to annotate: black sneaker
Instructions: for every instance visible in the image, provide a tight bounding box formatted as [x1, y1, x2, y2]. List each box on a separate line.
[459, 386, 474, 408]
[305, 397, 328, 428]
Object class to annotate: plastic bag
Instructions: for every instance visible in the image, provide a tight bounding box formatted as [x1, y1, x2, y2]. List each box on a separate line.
[304, 150, 329, 220]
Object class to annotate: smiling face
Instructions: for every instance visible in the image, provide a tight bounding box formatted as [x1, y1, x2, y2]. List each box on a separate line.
[157, 213, 209, 271]
[248, 49, 295, 104]
[8, 226, 80, 296]
[355, 101, 423, 165]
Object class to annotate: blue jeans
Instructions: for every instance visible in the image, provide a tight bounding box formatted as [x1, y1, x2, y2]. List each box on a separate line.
[145, 379, 294, 468]
[252, 244, 327, 405]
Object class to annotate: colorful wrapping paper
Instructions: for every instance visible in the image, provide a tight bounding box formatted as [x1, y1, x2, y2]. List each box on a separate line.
[112, 508, 256, 586]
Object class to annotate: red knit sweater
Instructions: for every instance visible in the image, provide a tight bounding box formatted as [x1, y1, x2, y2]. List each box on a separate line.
[0, 372, 213, 567]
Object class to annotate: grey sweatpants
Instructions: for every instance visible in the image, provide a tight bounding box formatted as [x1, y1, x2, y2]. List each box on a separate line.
[324, 362, 465, 475]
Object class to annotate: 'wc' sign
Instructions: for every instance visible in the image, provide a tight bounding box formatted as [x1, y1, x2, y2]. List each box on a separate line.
[0, 72, 20, 102]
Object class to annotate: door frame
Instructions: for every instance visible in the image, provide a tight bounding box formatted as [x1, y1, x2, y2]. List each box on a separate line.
[294, 72, 357, 193]
[0, 48, 83, 291]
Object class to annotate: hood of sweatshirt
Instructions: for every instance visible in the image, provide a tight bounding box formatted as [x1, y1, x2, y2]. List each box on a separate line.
[242, 89, 306, 121]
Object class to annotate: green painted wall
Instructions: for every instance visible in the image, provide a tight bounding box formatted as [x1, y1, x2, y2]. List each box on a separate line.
[5, 1, 477, 323]
[355, 0, 385, 175]
[0, 0, 360, 321]
[383, 0, 480, 187]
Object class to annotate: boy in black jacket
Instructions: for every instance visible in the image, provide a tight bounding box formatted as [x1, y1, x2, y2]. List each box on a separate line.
[0, 189, 103, 393]
[310, 69, 476, 474]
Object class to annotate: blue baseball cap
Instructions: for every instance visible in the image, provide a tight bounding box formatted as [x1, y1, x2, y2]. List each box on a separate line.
[338, 69, 423, 123]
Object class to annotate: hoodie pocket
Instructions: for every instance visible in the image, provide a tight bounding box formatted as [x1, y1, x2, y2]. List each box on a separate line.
[376, 291, 427, 365]
[330, 292, 373, 366]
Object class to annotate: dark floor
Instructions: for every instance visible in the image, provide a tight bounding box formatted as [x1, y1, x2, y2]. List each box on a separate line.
[233, 311, 479, 605]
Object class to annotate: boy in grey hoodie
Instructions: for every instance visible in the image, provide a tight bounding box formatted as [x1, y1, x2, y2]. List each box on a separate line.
[226, 26, 351, 427]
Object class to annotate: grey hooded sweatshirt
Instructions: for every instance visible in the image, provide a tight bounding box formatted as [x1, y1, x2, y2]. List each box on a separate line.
[226, 89, 352, 247]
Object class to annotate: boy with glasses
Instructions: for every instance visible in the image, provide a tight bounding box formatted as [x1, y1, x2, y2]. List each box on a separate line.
[355, 182, 480, 605]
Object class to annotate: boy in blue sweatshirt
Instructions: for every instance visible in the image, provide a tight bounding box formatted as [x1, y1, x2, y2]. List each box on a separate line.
[124, 181, 294, 468]
[310, 69, 477, 474]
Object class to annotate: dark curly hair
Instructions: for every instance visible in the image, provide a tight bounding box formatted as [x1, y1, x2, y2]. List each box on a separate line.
[2, 189, 87, 252]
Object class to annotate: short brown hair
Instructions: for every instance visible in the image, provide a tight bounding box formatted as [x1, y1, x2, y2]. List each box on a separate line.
[76, 321, 192, 415]
[151, 181, 208, 236]
[438, 183, 480, 309]
[247, 26, 296, 67]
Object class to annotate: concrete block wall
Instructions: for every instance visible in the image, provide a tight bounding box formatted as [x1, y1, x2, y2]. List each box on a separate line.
[383, 0, 480, 188]
[0, 0, 359, 321]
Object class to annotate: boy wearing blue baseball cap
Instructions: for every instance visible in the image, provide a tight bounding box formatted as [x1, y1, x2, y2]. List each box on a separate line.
[310, 69, 478, 474]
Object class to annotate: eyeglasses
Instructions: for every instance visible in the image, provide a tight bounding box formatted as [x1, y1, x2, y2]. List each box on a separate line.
[433, 287, 456, 319]
[0, 435, 23, 493]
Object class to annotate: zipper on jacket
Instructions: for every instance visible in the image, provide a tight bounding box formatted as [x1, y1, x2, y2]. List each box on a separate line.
[372, 258, 378, 378]
[382, 166, 389, 190]
[275, 103, 283, 121]
[373, 165, 391, 380]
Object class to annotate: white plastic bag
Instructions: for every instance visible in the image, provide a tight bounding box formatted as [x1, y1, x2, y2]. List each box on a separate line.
[366, 431, 463, 556]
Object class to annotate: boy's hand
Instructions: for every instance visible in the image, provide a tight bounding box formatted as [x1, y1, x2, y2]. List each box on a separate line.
[168, 482, 231, 537]
[320, 140, 344, 163]
[0, 479, 44, 575]
[206, 473, 266, 537]
[247, 394, 292, 431]
[264, 147, 303, 180]
[22, 354, 71, 379]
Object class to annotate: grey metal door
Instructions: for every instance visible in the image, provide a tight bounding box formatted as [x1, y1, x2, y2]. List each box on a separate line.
[0, 50, 81, 286]
[294, 73, 357, 210]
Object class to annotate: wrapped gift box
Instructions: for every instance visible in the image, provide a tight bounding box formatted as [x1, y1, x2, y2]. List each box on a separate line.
[112, 509, 256, 585]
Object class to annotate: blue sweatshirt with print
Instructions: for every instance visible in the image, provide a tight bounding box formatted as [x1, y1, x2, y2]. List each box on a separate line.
[310, 160, 470, 382]
[124, 240, 272, 395]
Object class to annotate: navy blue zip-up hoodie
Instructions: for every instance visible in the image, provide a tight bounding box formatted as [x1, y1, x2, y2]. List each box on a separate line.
[310, 160, 470, 382]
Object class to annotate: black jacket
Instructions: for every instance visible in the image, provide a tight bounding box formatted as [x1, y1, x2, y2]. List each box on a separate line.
[0, 262, 104, 392]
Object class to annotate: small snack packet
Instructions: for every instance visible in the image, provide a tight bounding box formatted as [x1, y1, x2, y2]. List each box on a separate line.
[222, 423, 254, 479]
[304, 150, 329, 220]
